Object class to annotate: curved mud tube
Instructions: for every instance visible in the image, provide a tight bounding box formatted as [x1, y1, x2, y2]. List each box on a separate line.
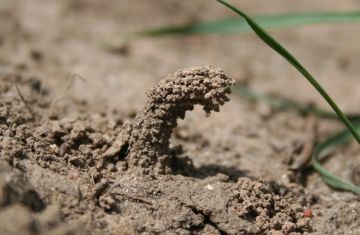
[126, 66, 234, 174]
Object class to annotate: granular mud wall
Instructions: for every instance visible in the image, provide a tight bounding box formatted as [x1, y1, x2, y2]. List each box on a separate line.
[127, 66, 234, 174]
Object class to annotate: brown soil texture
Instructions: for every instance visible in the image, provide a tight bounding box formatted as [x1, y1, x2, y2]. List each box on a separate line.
[1, 0, 360, 235]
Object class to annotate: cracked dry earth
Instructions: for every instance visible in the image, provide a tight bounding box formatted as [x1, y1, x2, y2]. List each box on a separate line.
[0, 68, 313, 234]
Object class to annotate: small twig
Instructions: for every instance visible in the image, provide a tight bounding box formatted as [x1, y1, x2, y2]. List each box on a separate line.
[15, 85, 35, 120]
[48, 73, 86, 118]
[290, 116, 317, 170]
[115, 192, 153, 205]
[109, 181, 152, 205]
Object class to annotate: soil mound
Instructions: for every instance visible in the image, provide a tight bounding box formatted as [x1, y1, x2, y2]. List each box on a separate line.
[0, 69, 311, 234]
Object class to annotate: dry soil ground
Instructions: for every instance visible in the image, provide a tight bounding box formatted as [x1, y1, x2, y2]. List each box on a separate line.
[1, 0, 360, 234]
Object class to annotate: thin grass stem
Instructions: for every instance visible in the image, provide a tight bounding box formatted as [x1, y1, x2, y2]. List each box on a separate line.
[217, 0, 360, 144]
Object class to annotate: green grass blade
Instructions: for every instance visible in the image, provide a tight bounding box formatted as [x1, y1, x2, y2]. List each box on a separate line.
[139, 11, 360, 36]
[217, 0, 360, 144]
[232, 85, 360, 121]
[234, 86, 360, 194]
[312, 124, 360, 194]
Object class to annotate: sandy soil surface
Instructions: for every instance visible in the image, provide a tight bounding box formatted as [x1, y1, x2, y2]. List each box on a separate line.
[1, 0, 360, 234]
